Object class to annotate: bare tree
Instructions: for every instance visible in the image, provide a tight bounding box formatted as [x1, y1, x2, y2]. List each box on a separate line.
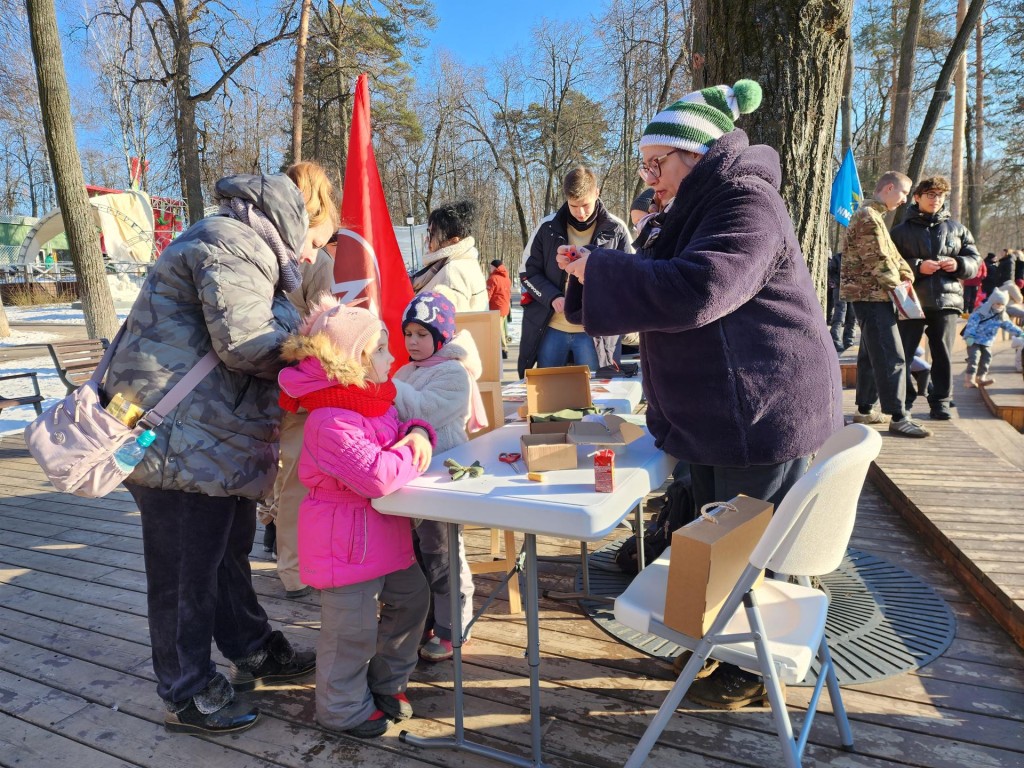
[904, 0, 986, 205]
[888, 0, 922, 172]
[26, 0, 117, 339]
[950, 0, 969, 218]
[692, 0, 853, 299]
[93, 0, 299, 224]
[968, 17, 983, 239]
[291, 0, 312, 163]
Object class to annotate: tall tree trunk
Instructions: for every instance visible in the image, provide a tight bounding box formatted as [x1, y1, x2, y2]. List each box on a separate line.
[904, 0, 986, 209]
[291, 0, 312, 163]
[950, 0, 968, 219]
[841, 31, 853, 154]
[174, 0, 205, 226]
[26, 0, 118, 340]
[692, 0, 852, 302]
[969, 19, 984, 240]
[888, 0, 922, 172]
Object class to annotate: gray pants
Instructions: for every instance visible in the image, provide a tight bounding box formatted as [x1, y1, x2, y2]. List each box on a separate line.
[316, 563, 428, 731]
[966, 344, 992, 377]
[415, 520, 475, 641]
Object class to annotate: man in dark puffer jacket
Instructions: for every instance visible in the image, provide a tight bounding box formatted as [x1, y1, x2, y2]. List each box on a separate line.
[890, 175, 980, 419]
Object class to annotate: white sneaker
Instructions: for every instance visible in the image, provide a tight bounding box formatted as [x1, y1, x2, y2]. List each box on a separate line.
[852, 410, 889, 424]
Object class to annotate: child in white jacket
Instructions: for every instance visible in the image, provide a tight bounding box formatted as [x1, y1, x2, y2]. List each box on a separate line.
[393, 292, 488, 661]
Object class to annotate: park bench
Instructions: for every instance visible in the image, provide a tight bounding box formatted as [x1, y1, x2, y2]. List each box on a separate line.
[0, 348, 45, 415]
[45, 338, 109, 394]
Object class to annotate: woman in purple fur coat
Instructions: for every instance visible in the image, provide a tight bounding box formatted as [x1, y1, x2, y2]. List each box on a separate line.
[560, 80, 842, 709]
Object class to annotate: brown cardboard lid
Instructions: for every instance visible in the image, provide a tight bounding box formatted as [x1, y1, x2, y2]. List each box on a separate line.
[525, 365, 593, 414]
[567, 414, 645, 445]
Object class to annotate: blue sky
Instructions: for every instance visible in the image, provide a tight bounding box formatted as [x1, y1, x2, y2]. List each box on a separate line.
[423, 0, 599, 66]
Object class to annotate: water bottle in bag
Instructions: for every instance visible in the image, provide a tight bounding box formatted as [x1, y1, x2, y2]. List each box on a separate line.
[113, 429, 157, 472]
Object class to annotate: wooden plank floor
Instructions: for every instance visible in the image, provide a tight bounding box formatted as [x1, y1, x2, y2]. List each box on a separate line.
[1, 431, 1023, 768]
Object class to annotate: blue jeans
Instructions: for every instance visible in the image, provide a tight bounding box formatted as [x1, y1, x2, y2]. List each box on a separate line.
[536, 327, 598, 371]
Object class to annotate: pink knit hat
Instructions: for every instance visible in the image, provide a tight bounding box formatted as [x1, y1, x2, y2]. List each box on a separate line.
[301, 296, 383, 362]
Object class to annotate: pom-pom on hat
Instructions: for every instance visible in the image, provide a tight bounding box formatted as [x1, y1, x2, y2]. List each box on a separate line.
[403, 292, 457, 352]
[302, 296, 383, 363]
[640, 79, 762, 155]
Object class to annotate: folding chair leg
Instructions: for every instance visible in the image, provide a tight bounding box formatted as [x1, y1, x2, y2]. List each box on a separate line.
[747, 598, 802, 768]
[623, 646, 712, 768]
[820, 638, 854, 750]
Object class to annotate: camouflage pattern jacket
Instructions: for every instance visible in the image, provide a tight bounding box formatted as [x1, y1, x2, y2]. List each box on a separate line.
[106, 174, 304, 499]
[840, 199, 913, 303]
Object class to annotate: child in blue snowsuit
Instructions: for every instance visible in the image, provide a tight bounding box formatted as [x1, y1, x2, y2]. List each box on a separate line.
[962, 286, 1024, 386]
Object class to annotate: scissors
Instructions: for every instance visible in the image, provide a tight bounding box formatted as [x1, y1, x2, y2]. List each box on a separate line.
[498, 452, 523, 474]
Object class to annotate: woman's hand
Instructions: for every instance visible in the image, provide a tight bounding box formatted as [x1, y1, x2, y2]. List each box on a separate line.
[564, 254, 589, 284]
[556, 245, 590, 270]
[393, 428, 433, 472]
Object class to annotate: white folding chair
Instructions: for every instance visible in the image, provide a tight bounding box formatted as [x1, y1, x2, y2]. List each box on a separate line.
[614, 424, 883, 768]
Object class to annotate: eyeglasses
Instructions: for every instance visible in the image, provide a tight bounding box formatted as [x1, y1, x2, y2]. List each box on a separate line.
[919, 191, 947, 200]
[638, 149, 682, 181]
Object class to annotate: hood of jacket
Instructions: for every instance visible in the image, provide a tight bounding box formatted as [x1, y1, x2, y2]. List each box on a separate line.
[279, 335, 368, 393]
[489, 263, 509, 280]
[430, 329, 483, 380]
[423, 236, 478, 266]
[678, 130, 781, 198]
[215, 173, 309, 258]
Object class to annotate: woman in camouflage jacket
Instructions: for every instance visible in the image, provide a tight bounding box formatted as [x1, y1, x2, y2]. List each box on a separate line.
[105, 170, 337, 735]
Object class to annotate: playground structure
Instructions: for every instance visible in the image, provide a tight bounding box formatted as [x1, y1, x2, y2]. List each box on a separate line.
[13, 185, 186, 269]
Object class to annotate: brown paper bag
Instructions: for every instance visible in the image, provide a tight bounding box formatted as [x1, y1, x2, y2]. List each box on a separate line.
[662, 495, 773, 638]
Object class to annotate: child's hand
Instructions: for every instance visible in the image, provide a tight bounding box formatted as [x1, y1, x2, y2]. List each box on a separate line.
[393, 430, 432, 472]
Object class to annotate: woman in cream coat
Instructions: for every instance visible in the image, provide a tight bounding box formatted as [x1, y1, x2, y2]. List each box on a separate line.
[411, 200, 488, 311]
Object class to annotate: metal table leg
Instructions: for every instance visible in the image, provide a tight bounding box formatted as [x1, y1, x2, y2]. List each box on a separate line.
[400, 524, 549, 768]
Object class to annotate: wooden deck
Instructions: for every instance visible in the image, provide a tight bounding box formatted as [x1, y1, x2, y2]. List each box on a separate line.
[977, 347, 1024, 432]
[1, 425, 1023, 768]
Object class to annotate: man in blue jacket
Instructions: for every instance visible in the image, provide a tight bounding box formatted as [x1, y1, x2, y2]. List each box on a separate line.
[890, 176, 980, 420]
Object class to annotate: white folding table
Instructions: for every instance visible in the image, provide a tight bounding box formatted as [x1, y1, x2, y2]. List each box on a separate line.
[372, 423, 674, 768]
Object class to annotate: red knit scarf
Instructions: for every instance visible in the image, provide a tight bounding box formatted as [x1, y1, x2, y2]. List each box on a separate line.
[279, 380, 397, 417]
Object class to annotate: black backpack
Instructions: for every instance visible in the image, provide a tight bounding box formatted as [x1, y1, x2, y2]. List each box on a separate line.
[614, 474, 696, 574]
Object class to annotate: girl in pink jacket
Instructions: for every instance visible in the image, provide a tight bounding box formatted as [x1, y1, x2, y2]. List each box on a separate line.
[278, 298, 435, 740]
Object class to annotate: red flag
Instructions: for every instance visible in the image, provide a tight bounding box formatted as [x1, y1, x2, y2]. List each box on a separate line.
[334, 73, 413, 372]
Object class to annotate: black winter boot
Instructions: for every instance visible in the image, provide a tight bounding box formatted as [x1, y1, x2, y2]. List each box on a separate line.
[164, 673, 260, 735]
[230, 630, 316, 692]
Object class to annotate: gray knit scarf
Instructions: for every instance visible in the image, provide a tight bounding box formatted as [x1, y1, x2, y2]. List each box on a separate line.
[218, 197, 302, 293]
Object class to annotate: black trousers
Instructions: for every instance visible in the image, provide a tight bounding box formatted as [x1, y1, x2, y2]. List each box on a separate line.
[851, 300, 907, 417]
[126, 483, 272, 706]
[688, 457, 811, 516]
[898, 309, 959, 409]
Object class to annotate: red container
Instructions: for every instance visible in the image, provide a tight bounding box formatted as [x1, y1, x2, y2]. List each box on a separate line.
[594, 449, 615, 493]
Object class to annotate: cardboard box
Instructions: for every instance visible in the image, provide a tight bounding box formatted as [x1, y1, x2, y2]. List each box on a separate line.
[525, 365, 593, 435]
[519, 433, 578, 472]
[662, 495, 773, 638]
[455, 311, 502, 384]
[567, 414, 645, 446]
[470, 382, 504, 438]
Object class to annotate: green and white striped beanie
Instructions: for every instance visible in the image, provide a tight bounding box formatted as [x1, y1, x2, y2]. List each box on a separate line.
[640, 79, 763, 155]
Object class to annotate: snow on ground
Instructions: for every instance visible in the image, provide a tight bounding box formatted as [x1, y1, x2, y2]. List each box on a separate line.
[0, 304, 131, 436]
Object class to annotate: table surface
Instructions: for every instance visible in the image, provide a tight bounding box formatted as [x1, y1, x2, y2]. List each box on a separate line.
[372, 423, 674, 540]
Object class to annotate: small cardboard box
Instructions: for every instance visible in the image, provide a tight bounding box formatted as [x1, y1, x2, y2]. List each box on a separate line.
[662, 495, 773, 638]
[525, 365, 593, 435]
[519, 433, 578, 472]
[567, 414, 645, 446]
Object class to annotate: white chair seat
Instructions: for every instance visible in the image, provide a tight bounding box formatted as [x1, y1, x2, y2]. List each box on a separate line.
[614, 547, 829, 684]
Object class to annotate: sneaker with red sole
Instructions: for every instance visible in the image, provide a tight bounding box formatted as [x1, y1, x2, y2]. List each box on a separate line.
[419, 635, 470, 662]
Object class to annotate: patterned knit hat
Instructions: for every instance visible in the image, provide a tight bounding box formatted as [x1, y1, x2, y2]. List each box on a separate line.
[403, 292, 457, 352]
[303, 296, 383, 362]
[640, 79, 763, 155]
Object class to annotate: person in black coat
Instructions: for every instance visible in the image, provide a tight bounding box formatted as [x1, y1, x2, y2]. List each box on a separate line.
[517, 167, 632, 377]
[890, 176, 980, 420]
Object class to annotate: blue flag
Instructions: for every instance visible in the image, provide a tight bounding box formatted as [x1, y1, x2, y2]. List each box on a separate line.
[829, 147, 862, 227]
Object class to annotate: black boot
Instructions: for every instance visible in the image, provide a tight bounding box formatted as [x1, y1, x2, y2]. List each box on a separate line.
[165, 674, 259, 735]
[230, 629, 316, 692]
